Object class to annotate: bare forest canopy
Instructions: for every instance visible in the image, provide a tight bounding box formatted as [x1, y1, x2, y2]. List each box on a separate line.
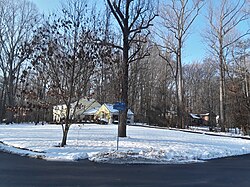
[0, 0, 249, 135]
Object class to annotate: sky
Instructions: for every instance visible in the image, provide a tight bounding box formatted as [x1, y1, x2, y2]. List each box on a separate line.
[29, 0, 247, 64]
[30, 0, 63, 14]
[29, 0, 207, 63]
[0, 123, 250, 163]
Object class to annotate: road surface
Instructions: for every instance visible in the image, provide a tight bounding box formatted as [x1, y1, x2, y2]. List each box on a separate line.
[1, 151, 250, 187]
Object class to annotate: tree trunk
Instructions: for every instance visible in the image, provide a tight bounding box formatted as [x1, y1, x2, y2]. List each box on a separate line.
[219, 47, 226, 132]
[61, 104, 71, 147]
[61, 123, 70, 147]
[6, 73, 15, 123]
[176, 44, 184, 129]
[119, 27, 129, 137]
[119, 110, 127, 137]
[0, 82, 6, 122]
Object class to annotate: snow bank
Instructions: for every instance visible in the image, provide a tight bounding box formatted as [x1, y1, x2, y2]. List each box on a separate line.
[0, 123, 249, 164]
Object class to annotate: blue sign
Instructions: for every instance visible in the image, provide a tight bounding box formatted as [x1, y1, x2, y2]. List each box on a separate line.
[113, 102, 126, 111]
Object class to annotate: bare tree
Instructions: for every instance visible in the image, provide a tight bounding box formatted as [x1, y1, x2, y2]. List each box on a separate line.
[0, 0, 39, 123]
[184, 59, 219, 118]
[204, 0, 250, 131]
[227, 39, 250, 134]
[128, 43, 176, 126]
[106, 0, 157, 137]
[26, 0, 106, 146]
[158, 0, 204, 128]
[92, 7, 121, 104]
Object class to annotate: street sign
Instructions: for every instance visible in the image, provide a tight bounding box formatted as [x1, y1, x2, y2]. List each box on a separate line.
[113, 102, 126, 111]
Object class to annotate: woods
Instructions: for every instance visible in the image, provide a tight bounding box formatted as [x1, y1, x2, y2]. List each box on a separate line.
[0, 0, 249, 145]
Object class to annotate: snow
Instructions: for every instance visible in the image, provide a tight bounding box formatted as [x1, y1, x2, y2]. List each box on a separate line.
[83, 108, 99, 115]
[0, 123, 250, 164]
[190, 113, 201, 119]
[104, 103, 133, 115]
[104, 103, 119, 114]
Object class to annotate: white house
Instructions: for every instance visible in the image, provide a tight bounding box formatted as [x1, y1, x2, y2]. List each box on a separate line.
[52, 98, 101, 123]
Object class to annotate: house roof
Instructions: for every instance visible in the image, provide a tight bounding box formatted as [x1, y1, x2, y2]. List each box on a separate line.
[127, 109, 133, 115]
[104, 104, 119, 114]
[73, 98, 101, 116]
[199, 113, 210, 116]
[72, 98, 97, 107]
[54, 98, 97, 107]
[83, 107, 99, 115]
[190, 113, 201, 119]
[104, 103, 134, 115]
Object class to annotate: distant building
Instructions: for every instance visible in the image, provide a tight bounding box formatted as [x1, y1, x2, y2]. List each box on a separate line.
[72, 98, 101, 122]
[95, 103, 134, 125]
[52, 98, 101, 123]
[53, 104, 67, 123]
[82, 107, 100, 123]
[189, 112, 216, 127]
[53, 100, 134, 125]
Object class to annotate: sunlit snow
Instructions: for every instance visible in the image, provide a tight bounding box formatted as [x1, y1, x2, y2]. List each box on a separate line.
[0, 123, 249, 164]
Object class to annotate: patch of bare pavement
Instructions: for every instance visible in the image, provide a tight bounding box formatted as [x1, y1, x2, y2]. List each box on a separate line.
[1, 151, 250, 187]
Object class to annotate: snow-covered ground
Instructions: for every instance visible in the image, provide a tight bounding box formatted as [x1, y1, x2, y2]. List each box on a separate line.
[0, 123, 250, 164]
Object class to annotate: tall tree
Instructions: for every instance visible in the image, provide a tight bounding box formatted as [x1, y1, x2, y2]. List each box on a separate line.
[204, 0, 250, 131]
[183, 59, 219, 117]
[106, 0, 157, 137]
[128, 43, 176, 127]
[0, 0, 38, 123]
[158, 0, 204, 128]
[227, 39, 250, 134]
[92, 7, 121, 104]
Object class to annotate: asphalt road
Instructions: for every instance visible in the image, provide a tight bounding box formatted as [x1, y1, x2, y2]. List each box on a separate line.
[1, 151, 250, 187]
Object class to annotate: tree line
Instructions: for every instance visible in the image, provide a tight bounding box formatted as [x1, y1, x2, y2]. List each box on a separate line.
[0, 0, 249, 146]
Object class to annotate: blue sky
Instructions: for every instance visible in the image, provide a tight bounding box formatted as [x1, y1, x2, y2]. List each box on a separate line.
[30, 0, 63, 14]
[29, 0, 211, 64]
[30, 0, 207, 63]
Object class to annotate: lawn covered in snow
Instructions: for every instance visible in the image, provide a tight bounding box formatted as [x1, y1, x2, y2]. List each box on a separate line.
[0, 123, 250, 164]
